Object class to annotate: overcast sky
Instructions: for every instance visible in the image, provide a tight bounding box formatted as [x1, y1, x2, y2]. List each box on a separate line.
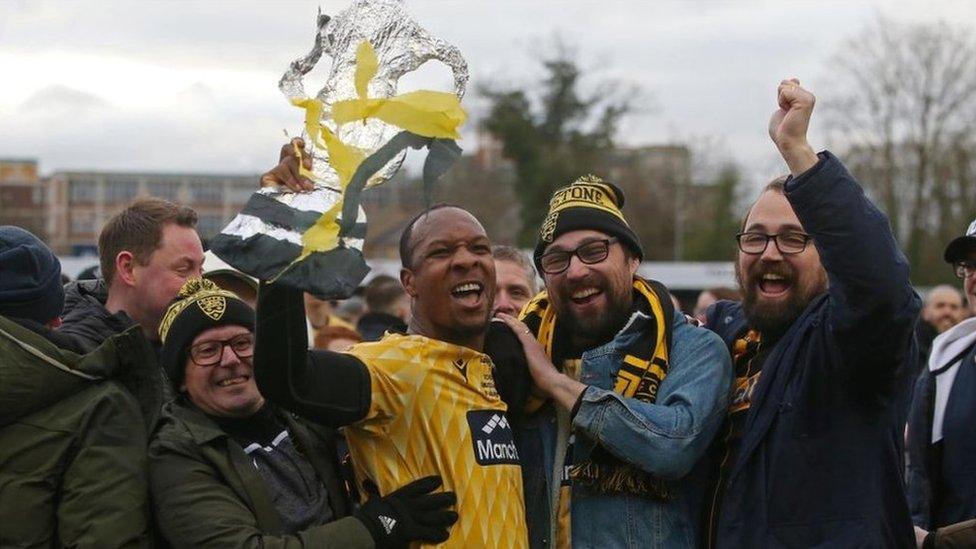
[2, 0, 975, 185]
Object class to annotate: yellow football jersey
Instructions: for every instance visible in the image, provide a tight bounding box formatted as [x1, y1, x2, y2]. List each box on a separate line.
[343, 333, 529, 549]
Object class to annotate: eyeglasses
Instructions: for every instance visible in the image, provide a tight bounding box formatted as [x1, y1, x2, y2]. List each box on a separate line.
[955, 261, 976, 279]
[539, 237, 618, 275]
[735, 231, 812, 255]
[189, 333, 254, 367]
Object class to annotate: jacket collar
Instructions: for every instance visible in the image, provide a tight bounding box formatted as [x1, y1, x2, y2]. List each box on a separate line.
[929, 317, 976, 372]
[165, 399, 229, 446]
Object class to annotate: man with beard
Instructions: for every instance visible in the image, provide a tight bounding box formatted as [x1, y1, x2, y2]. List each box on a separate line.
[497, 175, 732, 547]
[253, 140, 529, 548]
[700, 79, 920, 548]
[916, 285, 967, 363]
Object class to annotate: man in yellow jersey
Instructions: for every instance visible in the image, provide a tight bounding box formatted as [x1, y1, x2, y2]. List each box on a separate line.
[253, 140, 529, 548]
[497, 175, 731, 548]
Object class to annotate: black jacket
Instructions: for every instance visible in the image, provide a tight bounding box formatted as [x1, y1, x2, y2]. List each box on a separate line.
[60, 279, 136, 353]
[355, 312, 407, 342]
[705, 152, 920, 548]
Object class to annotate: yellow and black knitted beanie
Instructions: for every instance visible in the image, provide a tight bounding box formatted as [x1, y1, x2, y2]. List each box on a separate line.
[533, 174, 642, 272]
[158, 278, 254, 390]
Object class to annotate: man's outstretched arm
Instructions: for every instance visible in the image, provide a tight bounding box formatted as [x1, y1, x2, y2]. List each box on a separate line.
[254, 282, 371, 427]
[769, 79, 920, 383]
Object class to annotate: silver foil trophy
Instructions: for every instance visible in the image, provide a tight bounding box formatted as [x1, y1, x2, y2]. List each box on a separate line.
[211, 0, 468, 299]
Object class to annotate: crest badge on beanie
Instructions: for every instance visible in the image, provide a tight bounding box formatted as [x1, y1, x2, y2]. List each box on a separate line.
[534, 175, 643, 272]
[158, 278, 255, 390]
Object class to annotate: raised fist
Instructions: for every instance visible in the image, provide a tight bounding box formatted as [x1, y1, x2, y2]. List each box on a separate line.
[768, 78, 815, 152]
[768, 78, 818, 175]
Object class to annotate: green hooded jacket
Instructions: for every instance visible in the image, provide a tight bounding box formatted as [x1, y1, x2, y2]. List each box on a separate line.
[0, 315, 152, 548]
[149, 399, 374, 548]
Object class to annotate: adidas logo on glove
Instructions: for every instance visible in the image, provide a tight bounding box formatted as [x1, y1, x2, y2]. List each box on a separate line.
[379, 515, 397, 534]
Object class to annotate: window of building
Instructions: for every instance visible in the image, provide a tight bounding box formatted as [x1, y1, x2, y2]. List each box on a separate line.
[226, 181, 254, 205]
[70, 211, 96, 235]
[69, 179, 96, 203]
[197, 214, 225, 237]
[148, 180, 181, 201]
[189, 181, 223, 204]
[105, 179, 138, 202]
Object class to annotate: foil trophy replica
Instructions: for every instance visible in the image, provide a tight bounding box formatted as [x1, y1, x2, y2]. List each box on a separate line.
[211, 0, 468, 298]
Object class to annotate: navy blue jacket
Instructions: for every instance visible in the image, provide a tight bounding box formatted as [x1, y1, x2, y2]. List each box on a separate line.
[907, 329, 976, 530]
[706, 152, 920, 548]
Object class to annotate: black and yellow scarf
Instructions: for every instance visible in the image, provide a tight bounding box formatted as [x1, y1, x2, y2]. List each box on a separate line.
[520, 276, 674, 499]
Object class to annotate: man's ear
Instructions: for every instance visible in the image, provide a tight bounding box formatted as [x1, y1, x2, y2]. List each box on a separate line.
[115, 251, 138, 287]
[627, 255, 639, 277]
[400, 267, 418, 298]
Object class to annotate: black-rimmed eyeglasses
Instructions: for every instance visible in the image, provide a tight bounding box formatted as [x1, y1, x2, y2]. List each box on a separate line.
[735, 231, 812, 255]
[955, 261, 976, 279]
[189, 333, 254, 367]
[539, 237, 619, 275]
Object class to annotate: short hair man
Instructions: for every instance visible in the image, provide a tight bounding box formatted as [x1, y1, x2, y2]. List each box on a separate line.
[923, 285, 967, 334]
[909, 218, 976, 542]
[0, 226, 151, 546]
[491, 245, 537, 317]
[701, 80, 920, 548]
[496, 176, 732, 547]
[60, 198, 205, 353]
[915, 285, 967, 364]
[253, 140, 528, 548]
[356, 274, 409, 341]
[149, 279, 453, 547]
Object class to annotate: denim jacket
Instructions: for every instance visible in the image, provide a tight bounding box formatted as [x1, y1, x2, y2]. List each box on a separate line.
[516, 310, 732, 548]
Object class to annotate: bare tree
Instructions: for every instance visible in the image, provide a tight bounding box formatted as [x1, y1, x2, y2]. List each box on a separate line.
[824, 16, 976, 283]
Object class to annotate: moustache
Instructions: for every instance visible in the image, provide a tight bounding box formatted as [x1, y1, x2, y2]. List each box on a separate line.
[748, 261, 795, 284]
[560, 277, 606, 296]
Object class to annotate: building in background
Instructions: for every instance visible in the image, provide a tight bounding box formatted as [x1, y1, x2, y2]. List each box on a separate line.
[45, 171, 257, 255]
[4, 136, 709, 264]
[0, 159, 45, 239]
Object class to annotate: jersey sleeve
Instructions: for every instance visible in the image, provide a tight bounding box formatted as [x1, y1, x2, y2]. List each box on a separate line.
[346, 350, 413, 431]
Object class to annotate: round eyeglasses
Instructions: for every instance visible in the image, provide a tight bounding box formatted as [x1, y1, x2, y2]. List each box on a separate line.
[189, 333, 254, 367]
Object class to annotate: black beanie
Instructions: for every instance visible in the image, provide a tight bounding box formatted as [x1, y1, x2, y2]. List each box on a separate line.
[533, 175, 642, 272]
[0, 226, 65, 324]
[158, 278, 255, 391]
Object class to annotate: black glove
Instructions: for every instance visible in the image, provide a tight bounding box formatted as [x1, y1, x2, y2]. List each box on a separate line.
[354, 475, 458, 548]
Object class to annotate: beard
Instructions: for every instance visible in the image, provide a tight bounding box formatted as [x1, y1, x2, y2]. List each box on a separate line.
[738, 260, 827, 337]
[552, 277, 634, 351]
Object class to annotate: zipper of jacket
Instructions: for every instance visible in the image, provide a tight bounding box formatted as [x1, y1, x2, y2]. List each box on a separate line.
[0, 325, 100, 380]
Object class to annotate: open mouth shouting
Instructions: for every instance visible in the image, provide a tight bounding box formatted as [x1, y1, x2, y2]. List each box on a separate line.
[450, 280, 486, 309]
[756, 272, 792, 298]
[570, 286, 603, 306]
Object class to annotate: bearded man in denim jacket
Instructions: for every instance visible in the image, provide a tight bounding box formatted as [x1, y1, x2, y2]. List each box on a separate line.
[498, 176, 732, 548]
